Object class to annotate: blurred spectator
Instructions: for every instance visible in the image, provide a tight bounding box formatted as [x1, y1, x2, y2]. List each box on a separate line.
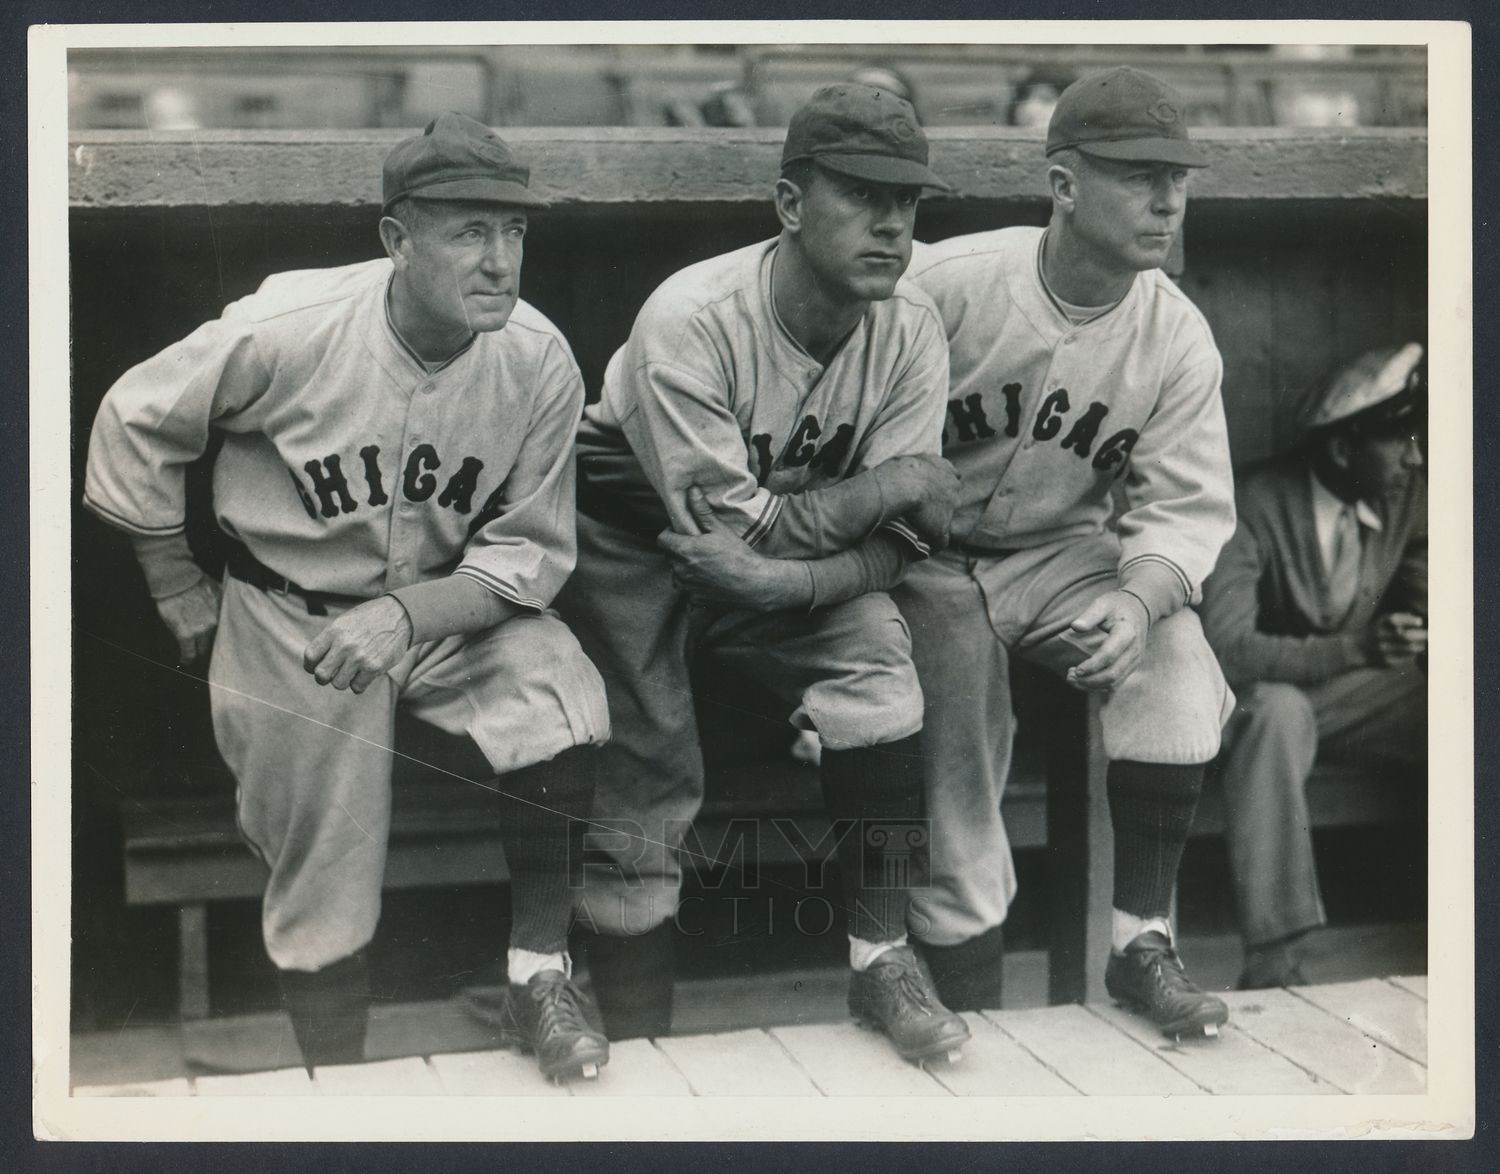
[699, 81, 757, 127]
[1276, 87, 1363, 128]
[1006, 65, 1077, 127]
[846, 61, 917, 105]
[143, 85, 201, 130]
[1200, 344, 1427, 989]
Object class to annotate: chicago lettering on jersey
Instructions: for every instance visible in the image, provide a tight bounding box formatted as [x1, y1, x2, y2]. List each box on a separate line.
[289, 444, 488, 521]
[749, 413, 857, 486]
[943, 385, 1139, 475]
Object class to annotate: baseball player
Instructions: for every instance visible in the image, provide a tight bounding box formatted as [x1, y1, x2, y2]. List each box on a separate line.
[83, 114, 612, 1082]
[894, 67, 1238, 1036]
[1201, 344, 1427, 989]
[556, 84, 970, 1065]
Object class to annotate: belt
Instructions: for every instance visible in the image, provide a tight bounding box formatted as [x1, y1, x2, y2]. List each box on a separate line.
[951, 542, 1019, 560]
[222, 543, 371, 617]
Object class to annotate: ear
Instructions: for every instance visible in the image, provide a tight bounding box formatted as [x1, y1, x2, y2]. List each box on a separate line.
[773, 177, 805, 234]
[1326, 433, 1354, 472]
[378, 215, 412, 270]
[1047, 162, 1078, 213]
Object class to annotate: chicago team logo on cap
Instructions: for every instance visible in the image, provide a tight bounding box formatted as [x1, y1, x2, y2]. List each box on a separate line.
[1149, 99, 1180, 126]
[887, 115, 918, 143]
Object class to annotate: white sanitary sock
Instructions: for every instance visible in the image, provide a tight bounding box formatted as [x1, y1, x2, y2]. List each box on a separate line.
[1111, 910, 1174, 955]
[508, 947, 570, 985]
[849, 934, 907, 972]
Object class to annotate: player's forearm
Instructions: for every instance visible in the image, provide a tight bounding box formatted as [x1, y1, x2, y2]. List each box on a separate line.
[387, 575, 525, 644]
[691, 530, 912, 613]
[755, 467, 902, 559]
[805, 531, 912, 609]
[1118, 559, 1189, 626]
[131, 531, 209, 600]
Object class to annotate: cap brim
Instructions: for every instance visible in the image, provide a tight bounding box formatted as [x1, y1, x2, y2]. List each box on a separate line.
[385, 176, 550, 210]
[1313, 388, 1425, 435]
[1071, 138, 1210, 168]
[812, 153, 954, 193]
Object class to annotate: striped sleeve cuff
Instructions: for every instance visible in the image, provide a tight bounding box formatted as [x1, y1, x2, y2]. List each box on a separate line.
[83, 494, 186, 537]
[879, 519, 932, 561]
[741, 493, 785, 550]
[1118, 556, 1190, 625]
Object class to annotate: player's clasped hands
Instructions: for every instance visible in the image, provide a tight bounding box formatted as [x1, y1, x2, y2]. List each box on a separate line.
[1065, 589, 1151, 692]
[658, 486, 804, 611]
[1369, 611, 1427, 666]
[302, 594, 414, 694]
[156, 576, 224, 667]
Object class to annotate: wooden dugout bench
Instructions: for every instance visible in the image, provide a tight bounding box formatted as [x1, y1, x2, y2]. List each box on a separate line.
[118, 666, 1421, 1019]
[74, 125, 1428, 1017]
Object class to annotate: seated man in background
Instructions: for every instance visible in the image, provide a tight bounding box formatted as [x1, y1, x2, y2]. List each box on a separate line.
[83, 114, 611, 1082]
[1200, 343, 1428, 989]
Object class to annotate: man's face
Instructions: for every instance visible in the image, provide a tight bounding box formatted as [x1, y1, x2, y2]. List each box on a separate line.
[389, 200, 528, 337]
[787, 168, 922, 304]
[1342, 429, 1425, 499]
[1058, 153, 1191, 274]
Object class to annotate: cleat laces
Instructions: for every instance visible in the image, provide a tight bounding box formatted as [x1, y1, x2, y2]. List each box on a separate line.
[530, 977, 592, 1043]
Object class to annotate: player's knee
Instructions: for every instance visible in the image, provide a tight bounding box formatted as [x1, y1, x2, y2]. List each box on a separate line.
[1104, 611, 1230, 764]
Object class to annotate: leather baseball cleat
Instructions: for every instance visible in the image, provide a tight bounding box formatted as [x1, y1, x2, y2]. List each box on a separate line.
[497, 970, 610, 1082]
[1105, 930, 1229, 1039]
[848, 945, 971, 1064]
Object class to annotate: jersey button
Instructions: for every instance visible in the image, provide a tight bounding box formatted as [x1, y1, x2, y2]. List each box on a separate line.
[422, 383, 436, 395]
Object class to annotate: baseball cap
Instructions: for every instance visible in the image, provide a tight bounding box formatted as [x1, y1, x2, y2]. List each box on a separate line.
[382, 112, 548, 212]
[1045, 66, 1209, 168]
[782, 83, 953, 192]
[1304, 342, 1425, 436]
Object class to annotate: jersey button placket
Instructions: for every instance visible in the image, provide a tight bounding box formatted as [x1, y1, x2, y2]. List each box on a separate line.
[391, 388, 427, 589]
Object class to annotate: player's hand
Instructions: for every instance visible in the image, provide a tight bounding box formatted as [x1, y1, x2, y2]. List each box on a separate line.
[658, 487, 807, 611]
[155, 575, 223, 667]
[1065, 590, 1150, 692]
[873, 455, 961, 552]
[874, 455, 961, 518]
[302, 595, 413, 694]
[1370, 611, 1428, 666]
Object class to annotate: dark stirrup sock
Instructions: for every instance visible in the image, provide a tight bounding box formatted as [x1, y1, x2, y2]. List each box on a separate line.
[913, 923, 1006, 1012]
[493, 745, 598, 955]
[279, 951, 371, 1071]
[818, 733, 925, 944]
[584, 923, 675, 1041]
[1107, 759, 1206, 919]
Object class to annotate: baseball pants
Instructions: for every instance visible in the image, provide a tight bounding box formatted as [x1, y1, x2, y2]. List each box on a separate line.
[1214, 665, 1426, 948]
[209, 576, 610, 971]
[557, 510, 925, 938]
[891, 533, 1234, 947]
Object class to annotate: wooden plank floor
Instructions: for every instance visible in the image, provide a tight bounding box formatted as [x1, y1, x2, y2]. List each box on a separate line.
[72, 975, 1425, 1099]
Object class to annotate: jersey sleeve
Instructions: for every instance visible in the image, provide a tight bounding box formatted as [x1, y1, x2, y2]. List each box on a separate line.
[613, 311, 780, 545]
[853, 306, 950, 558]
[454, 339, 586, 611]
[1114, 330, 1237, 616]
[83, 312, 270, 537]
[757, 303, 950, 561]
